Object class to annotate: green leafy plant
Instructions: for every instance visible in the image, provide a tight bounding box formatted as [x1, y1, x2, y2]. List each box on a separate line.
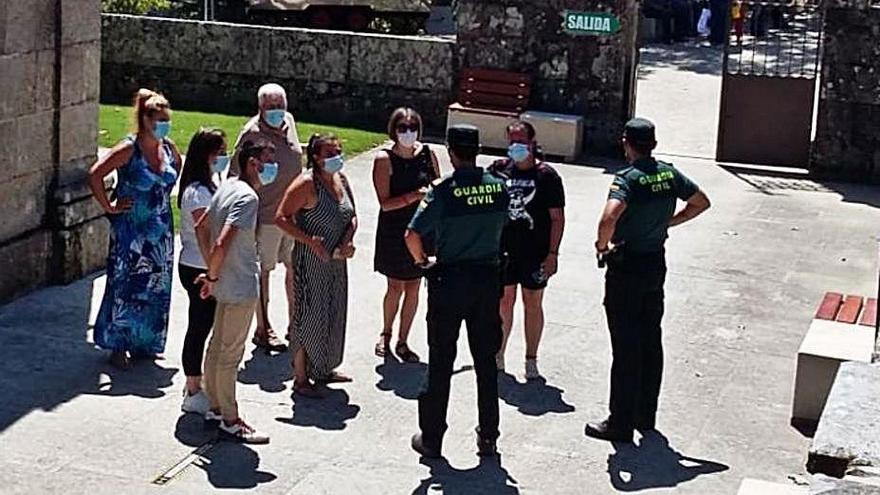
[101, 0, 171, 15]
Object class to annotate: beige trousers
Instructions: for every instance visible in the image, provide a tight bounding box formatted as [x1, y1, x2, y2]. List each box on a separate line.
[203, 299, 256, 421]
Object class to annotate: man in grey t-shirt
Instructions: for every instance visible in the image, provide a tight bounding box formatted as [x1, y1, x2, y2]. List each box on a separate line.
[195, 140, 277, 445]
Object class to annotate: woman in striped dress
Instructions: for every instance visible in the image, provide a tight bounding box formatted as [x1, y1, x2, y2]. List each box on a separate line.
[275, 133, 357, 397]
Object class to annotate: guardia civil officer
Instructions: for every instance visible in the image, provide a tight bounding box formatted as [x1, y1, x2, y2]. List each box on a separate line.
[404, 124, 510, 458]
[585, 118, 711, 443]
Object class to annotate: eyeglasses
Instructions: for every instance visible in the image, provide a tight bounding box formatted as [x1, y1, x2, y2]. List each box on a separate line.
[396, 124, 419, 133]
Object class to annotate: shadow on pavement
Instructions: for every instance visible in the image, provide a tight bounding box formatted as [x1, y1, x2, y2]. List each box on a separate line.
[412, 456, 520, 495]
[0, 275, 178, 432]
[238, 348, 293, 393]
[719, 164, 880, 209]
[375, 356, 428, 400]
[173, 414, 276, 489]
[606, 430, 729, 491]
[199, 441, 276, 489]
[276, 387, 360, 430]
[498, 373, 576, 417]
[638, 42, 724, 78]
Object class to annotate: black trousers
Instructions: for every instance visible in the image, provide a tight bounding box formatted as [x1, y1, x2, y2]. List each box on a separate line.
[418, 264, 503, 449]
[604, 251, 667, 432]
[179, 264, 217, 377]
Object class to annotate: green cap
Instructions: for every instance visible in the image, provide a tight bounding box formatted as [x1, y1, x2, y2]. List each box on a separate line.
[624, 118, 656, 146]
[447, 124, 480, 151]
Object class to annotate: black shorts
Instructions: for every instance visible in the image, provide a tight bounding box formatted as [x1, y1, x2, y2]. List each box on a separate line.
[502, 252, 547, 290]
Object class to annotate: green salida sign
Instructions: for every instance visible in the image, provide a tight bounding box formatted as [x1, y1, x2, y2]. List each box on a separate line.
[563, 10, 621, 36]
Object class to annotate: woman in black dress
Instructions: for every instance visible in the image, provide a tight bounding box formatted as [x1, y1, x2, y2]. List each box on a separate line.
[372, 108, 441, 362]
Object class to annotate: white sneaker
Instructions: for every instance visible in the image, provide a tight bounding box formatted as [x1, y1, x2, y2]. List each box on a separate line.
[219, 418, 270, 444]
[496, 354, 506, 372]
[525, 358, 541, 380]
[181, 389, 211, 415]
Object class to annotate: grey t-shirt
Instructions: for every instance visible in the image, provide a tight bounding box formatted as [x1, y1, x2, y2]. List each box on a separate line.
[208, 178, 259, 303]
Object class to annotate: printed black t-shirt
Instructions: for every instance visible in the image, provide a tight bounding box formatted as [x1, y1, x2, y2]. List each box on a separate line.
[492, 159, 566, 260]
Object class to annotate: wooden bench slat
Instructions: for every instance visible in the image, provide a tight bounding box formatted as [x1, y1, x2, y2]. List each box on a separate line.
[461, 68, 532, 85]
[836, 295, 864, 324]
[460, 93, 528, 112]
[461, 80, 531, 98]
[815, 292, 843, 320]
[859, 298, 877, 327]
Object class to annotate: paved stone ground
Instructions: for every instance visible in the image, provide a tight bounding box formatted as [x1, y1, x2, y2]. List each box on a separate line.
[1, 43, 879, 494]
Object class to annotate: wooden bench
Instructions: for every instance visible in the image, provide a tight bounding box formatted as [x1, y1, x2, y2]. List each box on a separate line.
[446, 68, 532, 150]
[791, 292, 877, 429]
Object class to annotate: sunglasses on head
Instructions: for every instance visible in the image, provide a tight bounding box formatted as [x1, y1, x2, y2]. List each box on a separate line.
[396, 124, 419, 133]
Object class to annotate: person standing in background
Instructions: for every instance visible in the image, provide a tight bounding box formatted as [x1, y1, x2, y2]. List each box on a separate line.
[372, 108, 441, 363]
[88, 89, 181, 370]
[230, 83, 303, 352]
[177, 128, 227, 415]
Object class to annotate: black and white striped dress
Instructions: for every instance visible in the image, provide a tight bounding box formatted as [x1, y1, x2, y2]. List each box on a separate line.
[291, 171, 356, 380]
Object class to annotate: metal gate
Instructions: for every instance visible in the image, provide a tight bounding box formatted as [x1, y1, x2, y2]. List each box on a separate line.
[716, 0, 823, 167]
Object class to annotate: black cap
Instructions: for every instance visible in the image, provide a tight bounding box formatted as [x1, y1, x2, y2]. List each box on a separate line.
[623, 118, 656, 146]
[447, 124, 480, 151]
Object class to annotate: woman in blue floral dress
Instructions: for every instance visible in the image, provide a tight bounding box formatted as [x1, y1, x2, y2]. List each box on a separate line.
[88, 89, 182, 369]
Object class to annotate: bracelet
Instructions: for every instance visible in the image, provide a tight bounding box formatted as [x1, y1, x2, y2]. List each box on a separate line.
[206, 275, 219, 283]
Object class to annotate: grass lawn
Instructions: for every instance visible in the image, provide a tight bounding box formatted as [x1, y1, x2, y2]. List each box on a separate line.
[99, 104, 387, 231]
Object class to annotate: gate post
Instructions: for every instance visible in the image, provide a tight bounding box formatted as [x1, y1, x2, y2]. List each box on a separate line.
[455, 0, 640, 156]
[811, 0, 880, 182]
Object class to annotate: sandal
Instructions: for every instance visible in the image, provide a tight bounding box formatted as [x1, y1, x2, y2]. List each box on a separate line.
[253, 329, 288, 352]
[375, 331, 392, 357]
[318, 371, 353, 384]
[395, 342, 421, 363]
[293, 379, 322, 398]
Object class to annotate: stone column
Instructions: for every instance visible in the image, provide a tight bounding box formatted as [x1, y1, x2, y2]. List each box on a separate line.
[54, 0, 106, 284]
[456, 0, 640, 155]
[0, 0, 103, 302]
[810, 1, 880, 182]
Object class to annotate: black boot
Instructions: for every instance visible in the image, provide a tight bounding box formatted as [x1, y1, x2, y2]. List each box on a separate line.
[584, 418, 633, 443]
[411, 433, 442, 459]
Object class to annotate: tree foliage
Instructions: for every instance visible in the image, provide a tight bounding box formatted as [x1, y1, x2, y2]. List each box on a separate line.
[101, 0, 172, 15]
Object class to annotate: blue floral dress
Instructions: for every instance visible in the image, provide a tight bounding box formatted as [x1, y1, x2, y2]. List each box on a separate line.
[94, 137, 177, 355]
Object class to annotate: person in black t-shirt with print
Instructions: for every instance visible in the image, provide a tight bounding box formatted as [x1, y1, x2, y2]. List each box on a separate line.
[491, 121, 566, 381]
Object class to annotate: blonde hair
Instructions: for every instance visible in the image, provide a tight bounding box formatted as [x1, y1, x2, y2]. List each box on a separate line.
[133, 88, 170, 132]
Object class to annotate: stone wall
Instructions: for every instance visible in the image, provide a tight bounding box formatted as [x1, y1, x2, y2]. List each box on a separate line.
[0, 0, 105, 303]
[456, 0, 640, 154]
[100, 14, 457, 135]
[811, 4, 880, 182]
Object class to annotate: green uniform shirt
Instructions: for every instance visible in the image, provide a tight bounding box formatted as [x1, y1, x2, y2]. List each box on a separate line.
[608, 158, 699, 253]
[409, 166, 510, 265]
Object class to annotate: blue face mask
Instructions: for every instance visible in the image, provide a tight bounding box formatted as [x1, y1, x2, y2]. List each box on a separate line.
[212, 155, 230, 174]
[258, 161, 279, 185]
[323, 154, 344, 174]
[508, 143, 531, 163]
[263, 109, 286, 129]
[153, 120, 172, 140]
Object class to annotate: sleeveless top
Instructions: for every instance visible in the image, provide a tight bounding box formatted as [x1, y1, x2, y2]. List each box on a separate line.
[373, 145, 438, 279]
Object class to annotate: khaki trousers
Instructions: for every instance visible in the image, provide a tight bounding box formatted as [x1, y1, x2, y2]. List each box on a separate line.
[203, 299, 256, 421]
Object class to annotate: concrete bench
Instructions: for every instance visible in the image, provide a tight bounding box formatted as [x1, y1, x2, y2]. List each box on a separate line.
[446, 68, 531, 150]
[807, 362, 880, 478]
[791, 293, 877, 429]
[520, 111, 584, 162]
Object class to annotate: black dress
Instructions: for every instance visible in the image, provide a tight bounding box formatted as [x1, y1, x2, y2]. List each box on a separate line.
[374, 145, 438, 280]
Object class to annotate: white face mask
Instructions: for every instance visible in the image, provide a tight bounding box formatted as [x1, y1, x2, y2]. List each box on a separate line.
[397, 130, 418, 148]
